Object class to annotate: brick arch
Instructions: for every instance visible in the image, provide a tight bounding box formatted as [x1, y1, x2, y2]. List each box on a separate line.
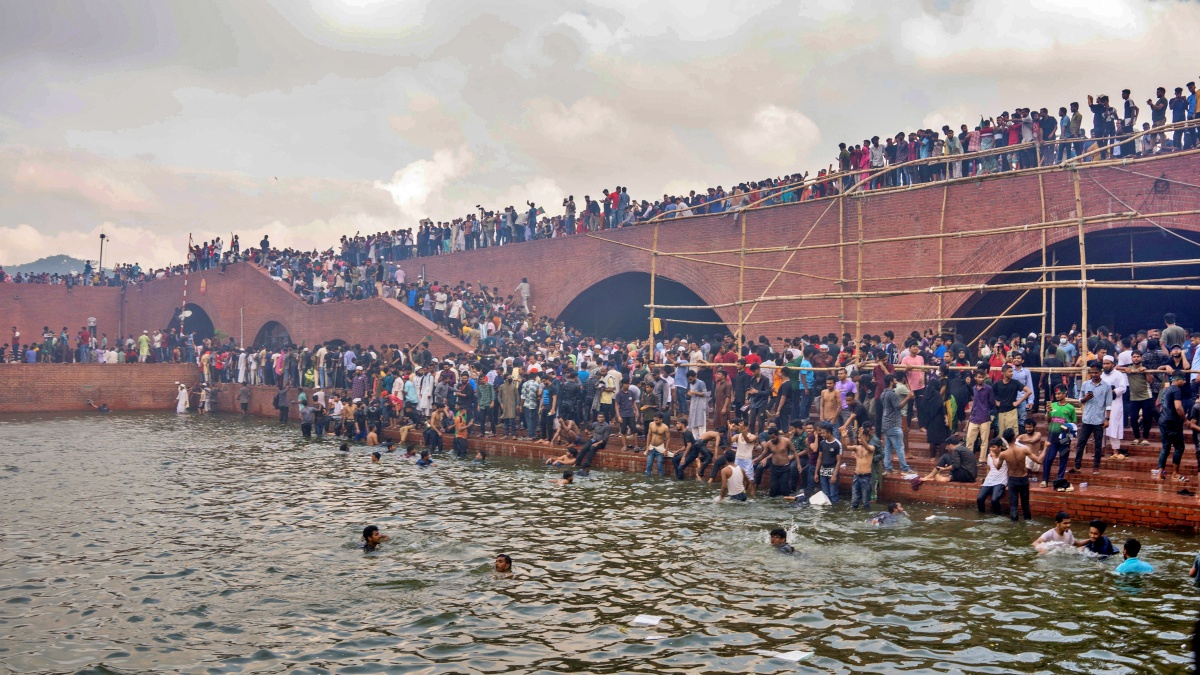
[251, 318, 293, 349]
[539, 246, 729, 322]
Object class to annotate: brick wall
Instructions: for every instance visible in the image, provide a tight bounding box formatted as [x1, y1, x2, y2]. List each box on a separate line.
[0, 364, 200, 413]
[0, 262, 470, 359]
[396, 153, 1200, 337]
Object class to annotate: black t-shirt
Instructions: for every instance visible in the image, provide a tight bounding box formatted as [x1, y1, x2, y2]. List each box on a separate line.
[1039, 116, 1056, 139]
[992, 378, 1022, 412]
[818, 438, 841, 467]
[1161, 385, 1184, 427]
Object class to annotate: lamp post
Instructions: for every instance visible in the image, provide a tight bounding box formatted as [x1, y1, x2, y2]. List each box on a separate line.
[98, 233, 108, 280]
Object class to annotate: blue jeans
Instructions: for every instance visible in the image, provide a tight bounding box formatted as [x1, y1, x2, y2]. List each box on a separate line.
[675, 386, 689, 416]
[645, 448, 664, 475]
[1017, 399, 1029, 428]
[882, 427, 912, 472]
[503, 417, 516, 436]
[1043, 435, 1071, 483]
[524, 408, 538, 439]
[317, 367, 327, 388]
[818, 468, 839, 503]
[976, 483, 1006, 514]
[851, 473, 871, 509]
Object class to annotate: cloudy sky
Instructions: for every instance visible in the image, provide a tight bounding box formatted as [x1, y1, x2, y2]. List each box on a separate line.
[1, 0, 1197, 268]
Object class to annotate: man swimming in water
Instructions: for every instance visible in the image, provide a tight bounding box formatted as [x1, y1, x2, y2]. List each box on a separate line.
[769, 528, 795, 554]
[552, 471, 574, 485]
[371, 451, 381, 463]
[870, 502, 905, 526]
[494, 553, 513, 576]
[86, 399, 110, 413]
[416, 449, 434, 467]
[361, 525, 389, 551]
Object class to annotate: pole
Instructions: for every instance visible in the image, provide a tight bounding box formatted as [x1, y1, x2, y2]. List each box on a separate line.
[648, 223, 659, 350]
[181, 233, 191, 337]
[1036, 143, 1047, 346]
[240, 306, 245, 348]
[98, 233, 107, 279]
[735, 211, 747, 349]
[1071, 168, 1088, 372]
[838, 194, 845, 335]
[936, 185, 948, 334]
[1051, 249, 1057, 336]
[855, 198, 864, 339]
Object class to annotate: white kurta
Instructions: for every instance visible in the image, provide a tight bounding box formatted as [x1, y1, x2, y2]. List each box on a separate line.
[176, 388, 189, 414]
[1101, 369, 1128, 441]
[417, 374, 434, 414]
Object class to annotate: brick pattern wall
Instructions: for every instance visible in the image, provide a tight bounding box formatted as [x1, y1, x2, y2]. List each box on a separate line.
[0, 262, 470, 359]
[0, 364, 199, 412]
[396, 154, 1200, 337]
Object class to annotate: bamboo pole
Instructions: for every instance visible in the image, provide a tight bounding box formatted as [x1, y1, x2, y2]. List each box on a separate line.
[658, 314, 841, 327]
[646, 280, 1200, 310]
[838, 193, 846, 335]
[857, 311, 1043, 324]
[856, 197, 864, 338]
[640, 208, 1200, 258]
[735, 211, 747, 348]
[1037, 142, 1048, 346]
[937, 184, 948, 333]
[1072, 167, 1088, 376]
[648, 223, 658, 348]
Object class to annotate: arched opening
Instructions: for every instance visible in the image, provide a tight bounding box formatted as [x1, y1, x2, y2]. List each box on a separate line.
[169, 304, 215, 341]
[253, 321, 293, 351]
[953, 226, 1200, 341]
[325, 339, 348, 349]
[557, 272, 727, 340]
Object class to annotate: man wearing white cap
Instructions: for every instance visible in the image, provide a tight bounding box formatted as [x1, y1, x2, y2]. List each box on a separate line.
[1100, 356, 1128, 459]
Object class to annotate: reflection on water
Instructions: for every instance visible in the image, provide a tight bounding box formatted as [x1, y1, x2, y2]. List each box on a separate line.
[0, 413, 1196, 674]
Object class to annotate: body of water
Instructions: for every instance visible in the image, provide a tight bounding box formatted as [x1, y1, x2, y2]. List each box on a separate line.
[1, 413, 1197, 674]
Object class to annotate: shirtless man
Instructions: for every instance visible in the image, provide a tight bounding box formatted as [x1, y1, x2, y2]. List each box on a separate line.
[551, 418, 580, 446]
[544, 448, 577, 467]
[760, 426, 797, 497]
[849, 425, 876, 509]
[644, 412, 671, 476]
[1017, 418, 1045, 478]
[819, 378, 840, 429]
[996, 428, 1040, 521]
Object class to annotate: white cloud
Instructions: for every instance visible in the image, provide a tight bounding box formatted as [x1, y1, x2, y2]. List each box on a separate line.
[374, 146, 476, 221]
[729, 105, 821, 171]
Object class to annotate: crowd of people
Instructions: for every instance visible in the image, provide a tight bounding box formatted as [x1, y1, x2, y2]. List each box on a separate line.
[136, 291, 1198, 516]
[4, 80, 1197, 287]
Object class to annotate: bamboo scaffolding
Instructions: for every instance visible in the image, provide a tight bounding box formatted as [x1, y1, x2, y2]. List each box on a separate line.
[646, 280, 1200, 310]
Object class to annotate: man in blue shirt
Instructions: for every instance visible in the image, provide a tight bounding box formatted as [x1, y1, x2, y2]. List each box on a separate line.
[1074, 362, 1112, 475]
[1079, 519, 1117, 557]
[1114, 539, 1153, 574]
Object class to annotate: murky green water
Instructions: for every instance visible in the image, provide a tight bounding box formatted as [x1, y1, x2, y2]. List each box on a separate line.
[1, 413, 1197, 674]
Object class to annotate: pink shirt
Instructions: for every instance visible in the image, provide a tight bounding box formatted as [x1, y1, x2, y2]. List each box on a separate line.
[899, 353, 925, 392]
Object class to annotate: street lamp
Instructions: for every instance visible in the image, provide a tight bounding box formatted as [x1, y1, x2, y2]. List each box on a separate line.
[98, 233, 108, 279]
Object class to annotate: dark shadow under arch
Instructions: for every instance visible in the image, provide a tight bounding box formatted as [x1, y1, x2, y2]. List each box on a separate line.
[169, 303, 215, 341]
[557, 272, 727, 340]
[253, 321, 292, 351]
[953, 226, 1200, 340]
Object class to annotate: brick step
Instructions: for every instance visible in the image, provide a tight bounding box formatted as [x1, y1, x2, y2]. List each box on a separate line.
[898, 456, 1195, 492]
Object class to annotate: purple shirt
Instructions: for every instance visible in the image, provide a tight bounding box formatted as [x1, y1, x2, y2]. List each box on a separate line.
[835, 379, 857, 409]
[969, 384, 995, 424]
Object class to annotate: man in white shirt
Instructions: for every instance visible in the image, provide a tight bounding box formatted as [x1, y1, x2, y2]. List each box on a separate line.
[1033, 511, 1076, 553]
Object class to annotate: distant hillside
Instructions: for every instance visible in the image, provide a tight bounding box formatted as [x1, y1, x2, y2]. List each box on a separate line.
[1, 255, 103, 276]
